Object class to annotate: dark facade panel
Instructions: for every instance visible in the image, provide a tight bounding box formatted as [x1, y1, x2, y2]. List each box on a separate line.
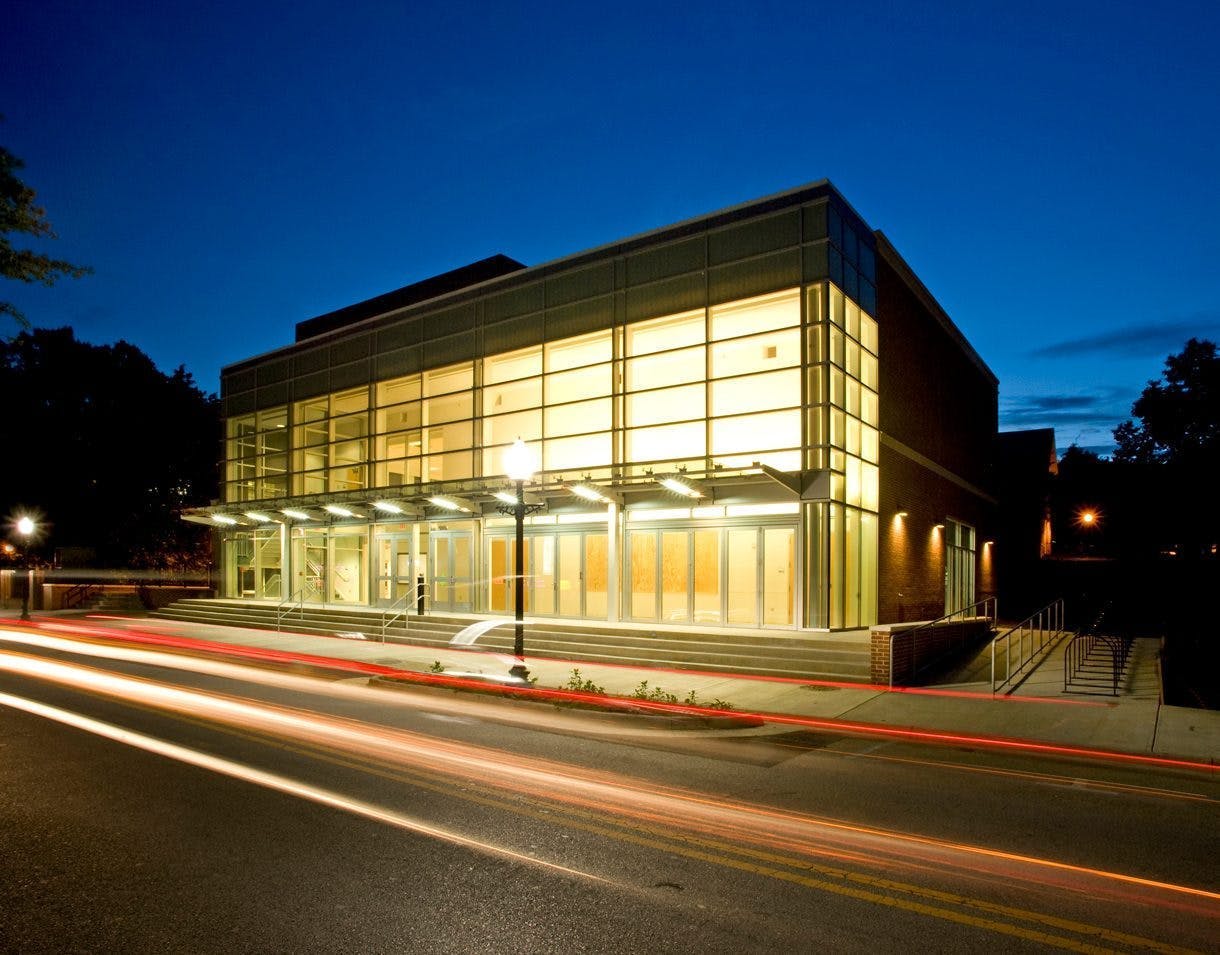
[803, 240, 830, 283]
[708, 249, 801, 305]
[376, 318, 420, 353]
[708, 210, 801, 266]
[292, 346, 329, 376]
[225, 390, 256, 416]
[424, 331, 479, 368]
[423, 303, 477, 338]
[224, 367, 257, 396]
[625, 272, 705, 322]
[330, 333, 372, 367]
[484, 282, 544, 324]
[375, 346, 423, 381]
[625, 236, 705, 287]
[546, 261, 615, 307]
[484, 313, 545, 356]
[330, 359, 372, 391]
[802, 201, 829, 242]
[257, 359, 290, 386]
[293, 369, 330, 401]
[545, 295, 614, 341]
[256, 382, 288, 409]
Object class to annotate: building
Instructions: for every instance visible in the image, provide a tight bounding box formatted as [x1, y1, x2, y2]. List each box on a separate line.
[189, 181, 998, 634]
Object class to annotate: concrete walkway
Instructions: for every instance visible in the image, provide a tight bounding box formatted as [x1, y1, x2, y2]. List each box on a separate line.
[3, 609, 1217, 766]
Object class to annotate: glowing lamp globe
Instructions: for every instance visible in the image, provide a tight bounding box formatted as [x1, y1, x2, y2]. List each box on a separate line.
[16, 517, 35, 536]
[503, 438, 535, 482]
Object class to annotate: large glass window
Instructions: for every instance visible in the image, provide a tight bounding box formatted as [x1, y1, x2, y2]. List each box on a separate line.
[225, 407, 288, 502]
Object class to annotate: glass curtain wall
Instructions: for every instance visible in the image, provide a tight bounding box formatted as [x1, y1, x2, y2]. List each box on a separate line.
[807, 283, 880, 628]
[225, 408, 288, 502]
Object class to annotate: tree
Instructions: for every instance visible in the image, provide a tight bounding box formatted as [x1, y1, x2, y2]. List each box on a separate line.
[0, 328, 220, 568]
[1, 134, 91, 329]
[1112, 338, 1220, 559]
[1113, 338, 1220, 466]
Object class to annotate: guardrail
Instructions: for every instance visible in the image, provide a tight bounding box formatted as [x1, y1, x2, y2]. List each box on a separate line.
[891, 596, 997, 686]
[990, 598, 1066, 694]
[380, 588, 423, 642]
[276, 586, 311, 632]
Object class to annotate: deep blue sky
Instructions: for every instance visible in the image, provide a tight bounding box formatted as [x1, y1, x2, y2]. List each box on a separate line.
[3, 0, 1218, 454]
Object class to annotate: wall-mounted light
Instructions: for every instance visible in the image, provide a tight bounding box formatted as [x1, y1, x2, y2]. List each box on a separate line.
[896, 508, 909, 518]
[933, 523, 945, 531]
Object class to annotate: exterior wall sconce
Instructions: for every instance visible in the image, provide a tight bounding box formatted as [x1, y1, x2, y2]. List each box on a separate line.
[933, 523, 945, 531]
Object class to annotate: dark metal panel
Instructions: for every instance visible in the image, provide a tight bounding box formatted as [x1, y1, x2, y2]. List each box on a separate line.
[223, 367, 257, 395]
[625, 235, 705, 286]
[257, 359, 290, 386]
[624, 272, 705, 322]
[256, 382, 289, 409]
[330, 359, 372, 391]
[292, 370, 330, 401]
[292, 347, 329, 376]
[375, 346, 423, 381]
[421, 302, 477, 338]
[708, 210, 800, 266]
[225, 391, 256, 416]
[376, 319, 420, 353]
[484, 282, 544, 323]
[330, 334, 372, 367]
[546, 261, 615, 307]
[708, 249, 801, 305]
[424, 331, 480, 367]
[545, 295, 614, 341]
[803, 240, 830, 283]
[483, 313, 545, 355]
[802, 201, 829, 241]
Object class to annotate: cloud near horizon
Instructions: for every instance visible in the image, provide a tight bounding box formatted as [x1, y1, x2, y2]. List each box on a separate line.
[1028, 315, 1220, 360]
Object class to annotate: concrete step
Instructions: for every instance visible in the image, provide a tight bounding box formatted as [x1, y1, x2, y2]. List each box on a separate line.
[152, 598, 872, 681]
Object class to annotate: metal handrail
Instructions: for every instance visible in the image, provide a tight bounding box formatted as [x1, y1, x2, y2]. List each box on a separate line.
[275, 586, 310, 631]
[380, 587, 423, 642]
[990, 598, 1065, 693]
[64, 582, 102, 610]
[1064, 606, 1129, 696]
[890, 596, 998, 686]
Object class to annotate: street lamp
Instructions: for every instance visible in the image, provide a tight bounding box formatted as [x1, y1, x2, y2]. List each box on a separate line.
[497, 438, 543, 681]
[16, 516, 35, 621]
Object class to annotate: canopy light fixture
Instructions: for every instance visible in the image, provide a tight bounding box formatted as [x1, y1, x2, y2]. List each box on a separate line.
[372, 501, 404, 514]
[569, 483, 620, 505]
[428, 496, 472, 513]
[658, 476, 703, 499]
[281, 509, 311, 520]
[492, 490, 520, 505]
[243, 512, 274, 522]
[323, 504, 356, 517]
[212, 515, 238, 525]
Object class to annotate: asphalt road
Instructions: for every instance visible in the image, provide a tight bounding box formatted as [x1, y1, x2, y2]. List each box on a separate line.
[1, 628, 1217, 954]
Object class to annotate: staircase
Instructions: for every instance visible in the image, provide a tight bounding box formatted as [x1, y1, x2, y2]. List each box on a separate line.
[152, 598, 872, 682]
[83, 588, 147, 614]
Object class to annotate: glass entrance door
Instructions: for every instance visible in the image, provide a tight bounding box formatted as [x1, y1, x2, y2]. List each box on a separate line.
[375, 534, 419, 609]
[291, 529, 327, 604]
[431, 530, 473, 612]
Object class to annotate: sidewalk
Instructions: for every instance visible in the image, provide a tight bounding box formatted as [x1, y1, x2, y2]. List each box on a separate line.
[5, 609, 1218, 767]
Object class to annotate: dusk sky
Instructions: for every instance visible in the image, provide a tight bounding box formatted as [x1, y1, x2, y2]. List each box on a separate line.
[3, 0, 1218, 455]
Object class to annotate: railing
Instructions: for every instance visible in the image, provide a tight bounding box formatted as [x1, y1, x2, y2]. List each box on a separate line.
[380, 588, 424, 642]
[990, 598, 1066, 693]
[63, 582, 102, 609]
[276, 586, 311, 632]
[1064, 606, 1130, 696]
[891, 596, 998, 685]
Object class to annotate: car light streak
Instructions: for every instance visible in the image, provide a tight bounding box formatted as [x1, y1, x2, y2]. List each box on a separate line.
[1, 647, 1216, 926]
[7, 626, 1210, 809]
[6, 621, 1218, 778]
[0, 687, 609, 886]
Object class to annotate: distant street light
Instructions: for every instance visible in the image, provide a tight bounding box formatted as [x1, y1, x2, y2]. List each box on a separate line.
[497, 439, 542, 682]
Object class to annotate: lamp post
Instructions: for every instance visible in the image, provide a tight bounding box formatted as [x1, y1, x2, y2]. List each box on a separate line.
[497, 439, 542, 681]
[16, 516, 35, 621]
